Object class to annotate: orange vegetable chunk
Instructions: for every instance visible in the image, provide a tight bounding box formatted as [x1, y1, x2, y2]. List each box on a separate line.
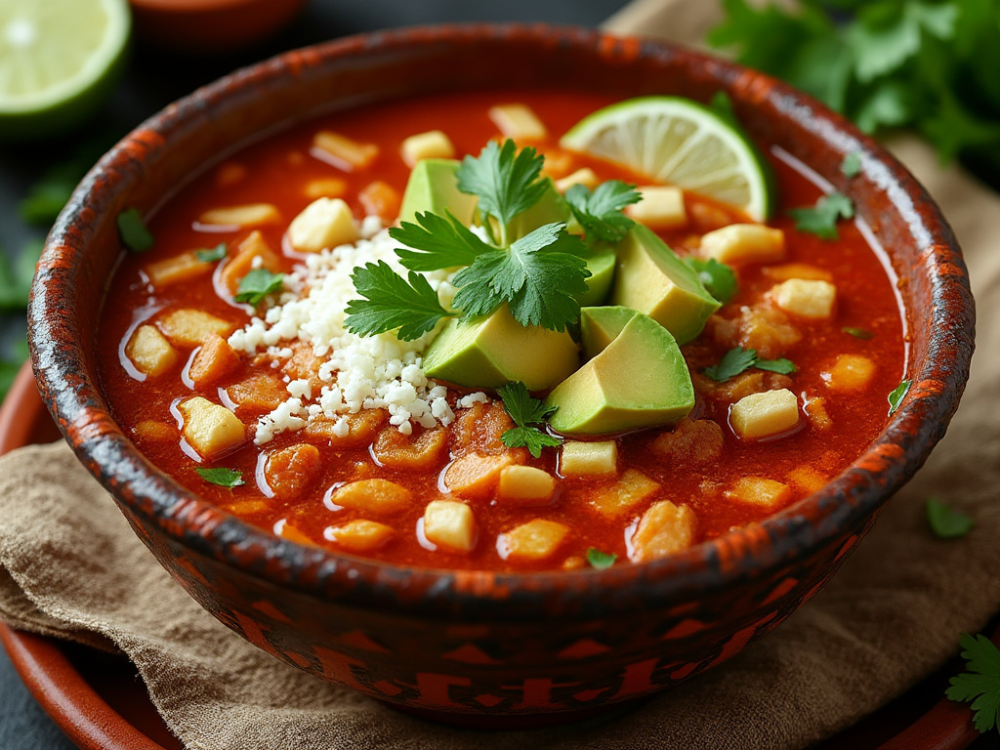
[372, 427, 448, 471]
[630, 501, 697, 562]
[188, 333, 240, 388]
[331, 479, 413, 516]
[265, 444, 322, 501]
[326, 520, 395, 553]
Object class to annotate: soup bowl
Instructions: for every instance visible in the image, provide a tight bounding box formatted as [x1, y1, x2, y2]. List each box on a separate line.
[28, 25, 974, 724]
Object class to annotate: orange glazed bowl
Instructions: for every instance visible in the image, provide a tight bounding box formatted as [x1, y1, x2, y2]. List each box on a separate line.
[28, 25, 973, 724]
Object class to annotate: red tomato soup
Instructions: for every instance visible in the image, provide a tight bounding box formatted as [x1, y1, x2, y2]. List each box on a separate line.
[97, 90, 906, 572]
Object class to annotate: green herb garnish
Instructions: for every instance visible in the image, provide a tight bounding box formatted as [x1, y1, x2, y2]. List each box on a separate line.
[586, 547, 618, 570]
[946, 633, 1000, 735]
[391, 211, 492, 271]
[703, 347, 796, 382]
[888, 379, 911, 415]
[841, 153, 862, 179]
[564, 180, 641, 244]
[708, 1, 1000, 170]
[347, 140, 596, 338]
[754, 357, 797, 375]
[685, 257, 737, 304]
[344, 261, 453, 341]
[234, 268, 285, 306]
[117, 208, 154, 252]
[788, 192, 855, 240]
[497, 381, 563, 459]
[927, 497, 974, 539]
[196, 243, 228, 263]
[843, 326, 874, 340]
[451, 223, 590, 332]
[703, 347, 758, 382]
[456, 139, 548, 241]
[195, 467, 245, 488]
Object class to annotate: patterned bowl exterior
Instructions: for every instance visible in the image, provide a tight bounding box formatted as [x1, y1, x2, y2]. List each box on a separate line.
[28, 25, 974, 722]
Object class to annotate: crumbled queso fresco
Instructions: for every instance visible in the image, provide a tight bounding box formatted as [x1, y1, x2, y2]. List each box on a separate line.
[228, 216, 488, 444]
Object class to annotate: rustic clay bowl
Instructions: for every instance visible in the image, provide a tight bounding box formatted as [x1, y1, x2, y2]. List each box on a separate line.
[29, 25, 974, 725]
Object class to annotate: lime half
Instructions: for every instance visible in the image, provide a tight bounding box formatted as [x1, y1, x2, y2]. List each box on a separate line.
[0, 0, 130, 141]
[560, 97, 775, 221]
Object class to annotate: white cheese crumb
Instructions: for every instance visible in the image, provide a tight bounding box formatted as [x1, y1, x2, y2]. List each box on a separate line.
[229, 228, 460, 443]
[458, 392, 489, 408]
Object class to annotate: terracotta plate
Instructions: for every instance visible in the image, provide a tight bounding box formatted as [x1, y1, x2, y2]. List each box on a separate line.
[0, 360, 989, 748]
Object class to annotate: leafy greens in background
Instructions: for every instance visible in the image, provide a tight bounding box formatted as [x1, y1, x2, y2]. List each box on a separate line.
[709, 0, 1000, 189]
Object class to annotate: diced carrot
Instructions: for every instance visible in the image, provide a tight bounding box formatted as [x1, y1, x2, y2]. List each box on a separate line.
[220, 231, 282, 296]
[265, 444, 322, 501]
[188, 333, 241, 388]
[358, 181, 401, 223]
[372, 427, 448, 471]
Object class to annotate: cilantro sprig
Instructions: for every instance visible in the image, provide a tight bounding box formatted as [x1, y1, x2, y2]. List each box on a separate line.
[497, 381, 563, 459]
[703, 346, 796, 382]
[195, 467, 245, 488]
[457, 139, 548, 243]
[888, 379, 911, 415]
[789, 192, 855, 240]
[117, 208, 154, 252]
[926, 497, 974, 539]
[451, 223, 590, 332]
[196, 243, 228, 263]
[708, 1, 1000, 180]
[946, 633, 1000, 735]
[684, 257, 737, 305]
[344, 261, 453, 341]
[234, 268, 284, 306]
[564, 181, 641, 244]
[346, 140, 600, 338]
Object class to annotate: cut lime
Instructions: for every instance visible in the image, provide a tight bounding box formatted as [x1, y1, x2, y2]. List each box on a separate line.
[560, 97, 776, 221]
[0, 0, 130, 141]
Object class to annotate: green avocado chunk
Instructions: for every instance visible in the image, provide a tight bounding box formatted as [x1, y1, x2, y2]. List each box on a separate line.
[422, 305, 579, 391]
[580, 305, 639, 358]
[576, 251, 617, 307]
[545, 310, 694, 435]
[399, 159, 478, 227]
[610, 225, 720, 345]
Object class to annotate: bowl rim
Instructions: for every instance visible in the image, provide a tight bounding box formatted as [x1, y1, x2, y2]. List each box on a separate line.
[28, 23, 975, 620]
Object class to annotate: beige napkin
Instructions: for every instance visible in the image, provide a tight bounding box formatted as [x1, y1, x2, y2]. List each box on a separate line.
[2, 2, 998, 748]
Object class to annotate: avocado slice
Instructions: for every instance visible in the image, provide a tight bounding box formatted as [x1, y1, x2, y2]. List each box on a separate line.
[610, 225, 720, 345]
[575, 251, 617, 307]
[399, 159, 478, 227]
[423, 305, 579, 391]
[545, 311, 694, 435]
[580, 305, 639, 358]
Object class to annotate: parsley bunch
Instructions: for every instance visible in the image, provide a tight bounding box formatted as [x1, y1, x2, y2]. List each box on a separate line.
[345, 140, 642, 341]
[709, 1, 1000, 186]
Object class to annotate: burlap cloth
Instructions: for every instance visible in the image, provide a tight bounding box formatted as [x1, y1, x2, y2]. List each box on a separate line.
[1, 2, 997, 748]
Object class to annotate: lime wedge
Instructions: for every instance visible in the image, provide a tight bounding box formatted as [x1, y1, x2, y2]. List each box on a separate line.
[0, 0, 130, 141]
[560, 97, 776, 221]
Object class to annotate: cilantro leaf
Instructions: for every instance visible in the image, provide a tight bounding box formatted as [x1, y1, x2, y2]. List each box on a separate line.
[843, 326, 873, 340]
[457, 139, 547, 233]
[841, 153, 862, 178]
[497, 381, 563, 459]
[586, 548, 617, 570]
[703, 347, 758, 382]
[196, 243, 228, 263]
[345, 261, 453, 341]
[927, 497, 974, 539]
[391, 211, 493, 272]
[452, 223, 590, 332]
[564, 180, 641, 244]
[195, 467, 245, 488]
[685, 257, 737, 305]
[704, 346, 797, 381]
[754, 357, 796, 375]
[234, 268, 284, 305]
[789, 192, 855, 240]
[117, 208, 154, 252]
[888, 379, 911, 415]
[946, 633, 1000, 734]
